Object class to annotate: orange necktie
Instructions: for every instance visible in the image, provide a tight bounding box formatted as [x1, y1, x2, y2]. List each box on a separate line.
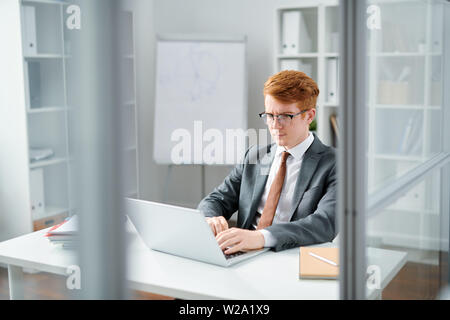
[257, 151, 290, 230]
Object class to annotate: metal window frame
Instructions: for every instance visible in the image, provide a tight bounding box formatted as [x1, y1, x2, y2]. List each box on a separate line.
[443, 0, 450, 286]
[338, 0, 368, 300]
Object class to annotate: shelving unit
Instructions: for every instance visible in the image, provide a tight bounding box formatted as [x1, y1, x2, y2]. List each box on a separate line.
[0, 0, 74, 235]
[366, 0, 444, 250]
[274, 0, 339, 146]
[274, 0, 445, 251]
[20, 0, 72, 230]
[0, 0, 140, 240]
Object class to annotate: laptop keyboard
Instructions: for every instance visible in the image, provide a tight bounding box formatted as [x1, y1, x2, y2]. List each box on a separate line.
[224, 251, 246, 260]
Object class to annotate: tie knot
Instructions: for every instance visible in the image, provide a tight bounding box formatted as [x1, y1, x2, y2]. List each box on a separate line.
[281, 151, 290, 163]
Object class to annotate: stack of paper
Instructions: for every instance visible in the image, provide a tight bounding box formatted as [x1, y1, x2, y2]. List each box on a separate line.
[45, 215, 78, 249]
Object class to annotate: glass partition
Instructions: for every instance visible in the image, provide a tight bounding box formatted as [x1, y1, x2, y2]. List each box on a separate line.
[364, 0, 450, 299]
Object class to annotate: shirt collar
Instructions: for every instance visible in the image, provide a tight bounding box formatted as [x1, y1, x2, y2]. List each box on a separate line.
[275, 132, 314, 160]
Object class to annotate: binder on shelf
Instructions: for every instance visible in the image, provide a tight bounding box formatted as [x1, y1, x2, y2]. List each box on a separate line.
[330, 114, 339, 148]
[281, 10, 312, 54]
[299, 247, 339, 280]
[329, 32, 339, 53]
[298, 11, 312, 53]
[30, 168, 45, 220]
[21, 6, 37, 56]
[281, 11, 298, 54]
[27, 61, 42, 109]
[326, 58, 339, 104]
[431, 7, 443, 53]
[398, 111, 422, 155]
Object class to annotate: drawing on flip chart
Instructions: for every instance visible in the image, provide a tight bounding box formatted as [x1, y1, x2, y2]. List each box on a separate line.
[154, 38, 247, 165]
[158, 44, 221, 103]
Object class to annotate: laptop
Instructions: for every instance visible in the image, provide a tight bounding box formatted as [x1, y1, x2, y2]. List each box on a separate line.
[124, 198, 269, 267]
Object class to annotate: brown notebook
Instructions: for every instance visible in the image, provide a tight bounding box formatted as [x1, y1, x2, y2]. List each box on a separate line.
[299, 247, 339, 280]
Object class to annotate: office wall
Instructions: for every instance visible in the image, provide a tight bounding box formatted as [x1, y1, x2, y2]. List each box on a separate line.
[132, 0, 305, 208]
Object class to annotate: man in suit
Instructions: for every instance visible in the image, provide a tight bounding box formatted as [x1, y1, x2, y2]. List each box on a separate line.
[197, 70, 336, 254]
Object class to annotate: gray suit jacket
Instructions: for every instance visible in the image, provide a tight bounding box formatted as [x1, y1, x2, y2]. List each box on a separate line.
[197, 133, 337, 252]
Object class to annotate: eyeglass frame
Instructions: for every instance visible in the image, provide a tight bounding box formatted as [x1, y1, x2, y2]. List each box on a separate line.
[258, 109, 310, 125]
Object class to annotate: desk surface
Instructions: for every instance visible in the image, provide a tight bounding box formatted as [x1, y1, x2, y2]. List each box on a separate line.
[0, 226, 407, 300]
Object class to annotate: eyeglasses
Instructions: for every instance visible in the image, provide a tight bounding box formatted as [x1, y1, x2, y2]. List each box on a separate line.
[259, 110, 309, 126]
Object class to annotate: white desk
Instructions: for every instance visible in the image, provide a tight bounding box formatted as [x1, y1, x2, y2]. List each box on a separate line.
[0, 226, 407, 300]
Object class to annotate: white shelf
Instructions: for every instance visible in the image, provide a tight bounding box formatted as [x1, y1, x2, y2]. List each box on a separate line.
[369, 0, 427, 4]
[383, 207, 439, 216]
[27, 106, 67, 113]
[370, 153, 423, 162]
[29, 157, 67, 169]
[372, 104, 442, 111]
[24, 54, 66, 59]
[369, 52, 442, 57]
[21, 0, 69, 5]
[323, 103, 338, 107]
[277, 53, 318, 58]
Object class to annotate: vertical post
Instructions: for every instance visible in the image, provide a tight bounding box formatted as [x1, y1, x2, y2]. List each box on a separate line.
[443, 0, 450, 286]
[70, 0, 127, 299]
[8, 265, 25, 300]
[338, 0, 368, 299]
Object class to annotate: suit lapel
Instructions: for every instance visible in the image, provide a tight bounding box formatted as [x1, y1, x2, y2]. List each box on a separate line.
[288, 153, 321, 219]
[288, 134, 325, 219]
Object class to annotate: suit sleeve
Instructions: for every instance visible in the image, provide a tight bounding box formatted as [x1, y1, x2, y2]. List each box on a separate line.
[196, 147, 250, 220]
[265, 160, 337, 252]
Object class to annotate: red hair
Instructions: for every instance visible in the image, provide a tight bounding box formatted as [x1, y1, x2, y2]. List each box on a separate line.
[263, 70, 319, 111]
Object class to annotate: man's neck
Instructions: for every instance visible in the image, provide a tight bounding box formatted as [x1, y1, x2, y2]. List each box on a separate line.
[284, 131, 311, 150]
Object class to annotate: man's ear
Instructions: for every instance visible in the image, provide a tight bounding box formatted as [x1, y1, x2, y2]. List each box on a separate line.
[307, 108, 316, 123]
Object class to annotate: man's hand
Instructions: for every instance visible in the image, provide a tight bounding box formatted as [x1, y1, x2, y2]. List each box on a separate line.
[216, 228, 265, 254]
[205, 216, 229, 236]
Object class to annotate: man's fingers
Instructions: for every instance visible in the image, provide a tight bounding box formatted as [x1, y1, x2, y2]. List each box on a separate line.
[210, 223, 217, 236]
[218, 217, 229, 231]
[212, 220, 219, 233]
[215, 219, 226, 234]
[206, 217, 229, 236]
[206, 219, 217, 236]
[219, 236, 241, 251]
[216, 228, 237, 244]
[224, 242, 244, 255]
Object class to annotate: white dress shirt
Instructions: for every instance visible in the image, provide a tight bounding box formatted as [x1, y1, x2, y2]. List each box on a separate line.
[252, 132, 315, 247]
